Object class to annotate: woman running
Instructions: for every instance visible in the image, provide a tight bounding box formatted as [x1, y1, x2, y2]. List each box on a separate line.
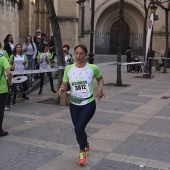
[58, 44, 105, 165]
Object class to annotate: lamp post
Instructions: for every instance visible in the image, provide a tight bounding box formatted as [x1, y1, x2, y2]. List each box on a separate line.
[76, 0, 95, 64]
[88, 0, 95, 64]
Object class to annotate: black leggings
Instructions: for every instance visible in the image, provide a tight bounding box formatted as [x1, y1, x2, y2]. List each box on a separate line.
[40, 72, 54, 91]
[69, 100, 96, 150]
[0, 93, 7, 132]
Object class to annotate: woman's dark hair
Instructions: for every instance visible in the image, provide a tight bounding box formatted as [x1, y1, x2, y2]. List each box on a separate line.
[42, 44, 49, 52]
[25, 35, 34, 50]
[63, 44, 70, 51]
[4, 34, 12, 44]
[74, 44, 88, 54]
[13, 44, 23, 56]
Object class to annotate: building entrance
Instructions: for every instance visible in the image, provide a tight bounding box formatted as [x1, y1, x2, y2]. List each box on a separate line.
[110, 21, 130, 54]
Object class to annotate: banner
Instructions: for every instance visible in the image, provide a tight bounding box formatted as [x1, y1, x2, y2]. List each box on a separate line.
[145, 13, 154, 63]
[11, 68, 58, 75]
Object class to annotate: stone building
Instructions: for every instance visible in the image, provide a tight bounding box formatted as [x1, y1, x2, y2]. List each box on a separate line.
[0, 0, 169, 56]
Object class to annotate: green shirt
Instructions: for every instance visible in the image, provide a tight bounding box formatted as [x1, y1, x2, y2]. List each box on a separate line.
[37, 52, 52, 69]
[0, 50, 9, 61]
[0, 56, 10, 93]
[9, 54, 28, 66]
[63, 63, 102, 105]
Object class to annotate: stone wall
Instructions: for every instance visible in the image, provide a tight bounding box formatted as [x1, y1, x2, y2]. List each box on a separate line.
[0, 0, 19, 46]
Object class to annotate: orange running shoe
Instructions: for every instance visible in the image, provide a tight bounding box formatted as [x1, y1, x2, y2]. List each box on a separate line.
[78, 150, 87, 165]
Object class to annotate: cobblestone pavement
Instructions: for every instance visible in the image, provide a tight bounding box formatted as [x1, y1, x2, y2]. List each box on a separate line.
[1, 63, 170, 170]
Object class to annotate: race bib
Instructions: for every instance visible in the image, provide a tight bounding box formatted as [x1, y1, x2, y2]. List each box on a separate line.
[72, 81, 89, 94]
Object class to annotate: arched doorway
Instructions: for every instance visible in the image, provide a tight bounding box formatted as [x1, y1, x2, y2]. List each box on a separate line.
[110, 21, 130, 54]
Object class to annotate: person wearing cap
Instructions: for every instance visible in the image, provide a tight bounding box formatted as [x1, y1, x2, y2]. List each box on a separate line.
[34, 29, 41, 43]
[34, 35, 44, 71]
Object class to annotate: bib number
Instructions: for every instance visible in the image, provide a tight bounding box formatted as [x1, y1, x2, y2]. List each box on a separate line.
[72, 81, 89, 94]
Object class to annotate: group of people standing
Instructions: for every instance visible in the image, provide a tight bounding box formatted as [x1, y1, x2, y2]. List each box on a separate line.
[0, 31, 105, 166]
[2, 29, 58, 104]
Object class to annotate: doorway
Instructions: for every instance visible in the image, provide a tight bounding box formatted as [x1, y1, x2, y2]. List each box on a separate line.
[110, 21, 130, 54]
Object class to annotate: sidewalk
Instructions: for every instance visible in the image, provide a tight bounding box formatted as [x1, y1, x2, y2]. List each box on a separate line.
[1, 63, 170, 170]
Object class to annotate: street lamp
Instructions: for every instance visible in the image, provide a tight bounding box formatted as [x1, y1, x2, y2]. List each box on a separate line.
[76, 0, 95, 64]
[88, 0, 95, 64]
[76, 0, 86, 4]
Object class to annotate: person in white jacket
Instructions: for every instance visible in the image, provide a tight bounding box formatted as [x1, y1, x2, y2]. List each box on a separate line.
[22, 35, 37, 81]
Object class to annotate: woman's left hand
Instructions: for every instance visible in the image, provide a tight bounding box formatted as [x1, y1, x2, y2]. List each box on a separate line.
[96, 88, 105, 101]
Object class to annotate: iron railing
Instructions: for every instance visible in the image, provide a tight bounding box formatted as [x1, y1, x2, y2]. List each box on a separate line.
[95, 32, 144, 55]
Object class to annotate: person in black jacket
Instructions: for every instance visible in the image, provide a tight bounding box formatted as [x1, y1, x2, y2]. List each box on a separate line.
[125, 47, 132, 72]
[3, 34, 14, 56]
[34, 35, 44, 72]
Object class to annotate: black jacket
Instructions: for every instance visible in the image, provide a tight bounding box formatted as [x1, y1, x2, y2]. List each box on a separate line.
[4, 42, 12, 56]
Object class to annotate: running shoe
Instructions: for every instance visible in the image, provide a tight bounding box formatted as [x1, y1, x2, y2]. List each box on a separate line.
[85, 145, 90, 155]
[78, 150, 87, 165]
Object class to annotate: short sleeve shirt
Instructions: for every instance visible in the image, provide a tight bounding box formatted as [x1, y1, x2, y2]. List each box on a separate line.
[0, 56, 10, 93]
[37, 52, 52, 69]
[63, 63, 102, 105]
[9, 54, 28, 71]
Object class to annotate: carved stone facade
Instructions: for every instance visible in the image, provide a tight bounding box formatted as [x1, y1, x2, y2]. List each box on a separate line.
[0, 0, 20, 45]
[54, 0, 170, 55]
[0, 0, 169, 55]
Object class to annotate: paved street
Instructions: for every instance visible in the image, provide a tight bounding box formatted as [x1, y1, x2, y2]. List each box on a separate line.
[1, 63, 170, 170]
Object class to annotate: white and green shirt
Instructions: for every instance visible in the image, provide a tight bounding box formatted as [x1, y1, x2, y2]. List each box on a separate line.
[9, 54, 28, 71]
[37, 52, 52, 69]
[63, 63, 102, 105]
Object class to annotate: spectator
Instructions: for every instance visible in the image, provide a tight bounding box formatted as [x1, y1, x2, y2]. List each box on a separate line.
[9, 44, 29, 104]
[63, 47, 73, 66]
[41, 33, 48, 44]
[0, 55, 12, 137]
[36, 44, 56, 94]
[34, 29, 41, 43]
[63, 44, 73, 59]
[125, 47, 133, 72]
[22, 35, 37, 81]
[0, 42, 9, 61]
[3, 34, 14, 56]
[34, 35, 44, 72]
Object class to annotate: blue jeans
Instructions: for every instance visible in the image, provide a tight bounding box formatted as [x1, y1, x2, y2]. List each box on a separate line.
[69, 100, 96, 150]
[27, 55, 35, 78]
